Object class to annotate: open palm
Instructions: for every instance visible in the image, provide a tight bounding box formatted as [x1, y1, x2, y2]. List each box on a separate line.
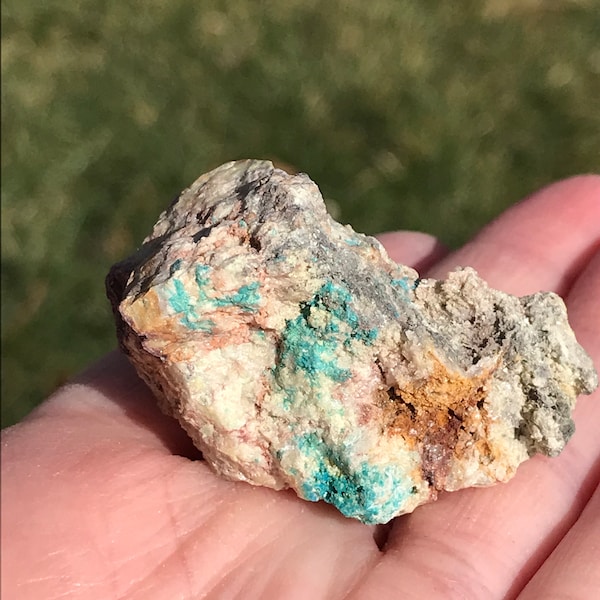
[3, 176, 599, 599]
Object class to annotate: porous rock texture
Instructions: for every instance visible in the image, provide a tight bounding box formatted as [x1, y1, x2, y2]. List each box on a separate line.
[107, 160, 598, 524]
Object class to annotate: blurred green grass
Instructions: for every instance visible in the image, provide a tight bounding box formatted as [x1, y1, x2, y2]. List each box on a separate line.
[2, 0, 599, 427]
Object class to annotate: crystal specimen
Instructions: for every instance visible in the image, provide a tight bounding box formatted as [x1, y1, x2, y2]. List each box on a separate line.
[106, 160, 598, 524]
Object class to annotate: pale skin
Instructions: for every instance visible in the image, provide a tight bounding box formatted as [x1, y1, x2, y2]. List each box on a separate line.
[2, 176, 599, 599]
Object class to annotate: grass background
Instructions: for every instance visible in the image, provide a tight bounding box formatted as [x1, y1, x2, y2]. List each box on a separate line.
[2, 0, 599, 427]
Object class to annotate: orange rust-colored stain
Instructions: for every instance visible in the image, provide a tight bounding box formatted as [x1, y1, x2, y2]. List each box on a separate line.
[129, 289, 192, 341]
[379, 355, 496, 490]
[130, 288, 162, 331]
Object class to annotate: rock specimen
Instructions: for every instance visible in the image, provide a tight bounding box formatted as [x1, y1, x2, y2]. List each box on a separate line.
[107, 160, 598, 524]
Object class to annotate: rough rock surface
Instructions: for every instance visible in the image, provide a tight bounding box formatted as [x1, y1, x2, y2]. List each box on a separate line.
[107, 160, 598, 524]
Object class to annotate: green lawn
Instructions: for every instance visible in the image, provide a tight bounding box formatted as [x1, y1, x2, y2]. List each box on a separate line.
[2, 0, 599, 426]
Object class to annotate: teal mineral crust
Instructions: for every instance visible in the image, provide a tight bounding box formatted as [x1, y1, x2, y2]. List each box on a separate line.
[293, 432, 412, 523]
[166, 263, 261, 331]
[107, 160, 598, 524]
[275, 282, 377, 387]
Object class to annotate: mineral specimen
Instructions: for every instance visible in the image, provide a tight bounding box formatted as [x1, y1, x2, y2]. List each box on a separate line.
[106, 160, 598, 524]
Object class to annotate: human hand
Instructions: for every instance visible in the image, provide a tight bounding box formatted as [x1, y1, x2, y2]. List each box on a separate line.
[3, 176, 599, 599]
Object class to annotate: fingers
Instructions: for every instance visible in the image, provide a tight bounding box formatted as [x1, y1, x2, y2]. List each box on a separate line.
[376, 231, 448, 272]
[566, 248, 600, 358]
[552, 248, 600, 497]
[516, 480, 600, 600]
[428, 175, 600, 296]
[19, 351, 200, 459]
[350, 178, 600, 599]
[72, 351, 201, 457]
